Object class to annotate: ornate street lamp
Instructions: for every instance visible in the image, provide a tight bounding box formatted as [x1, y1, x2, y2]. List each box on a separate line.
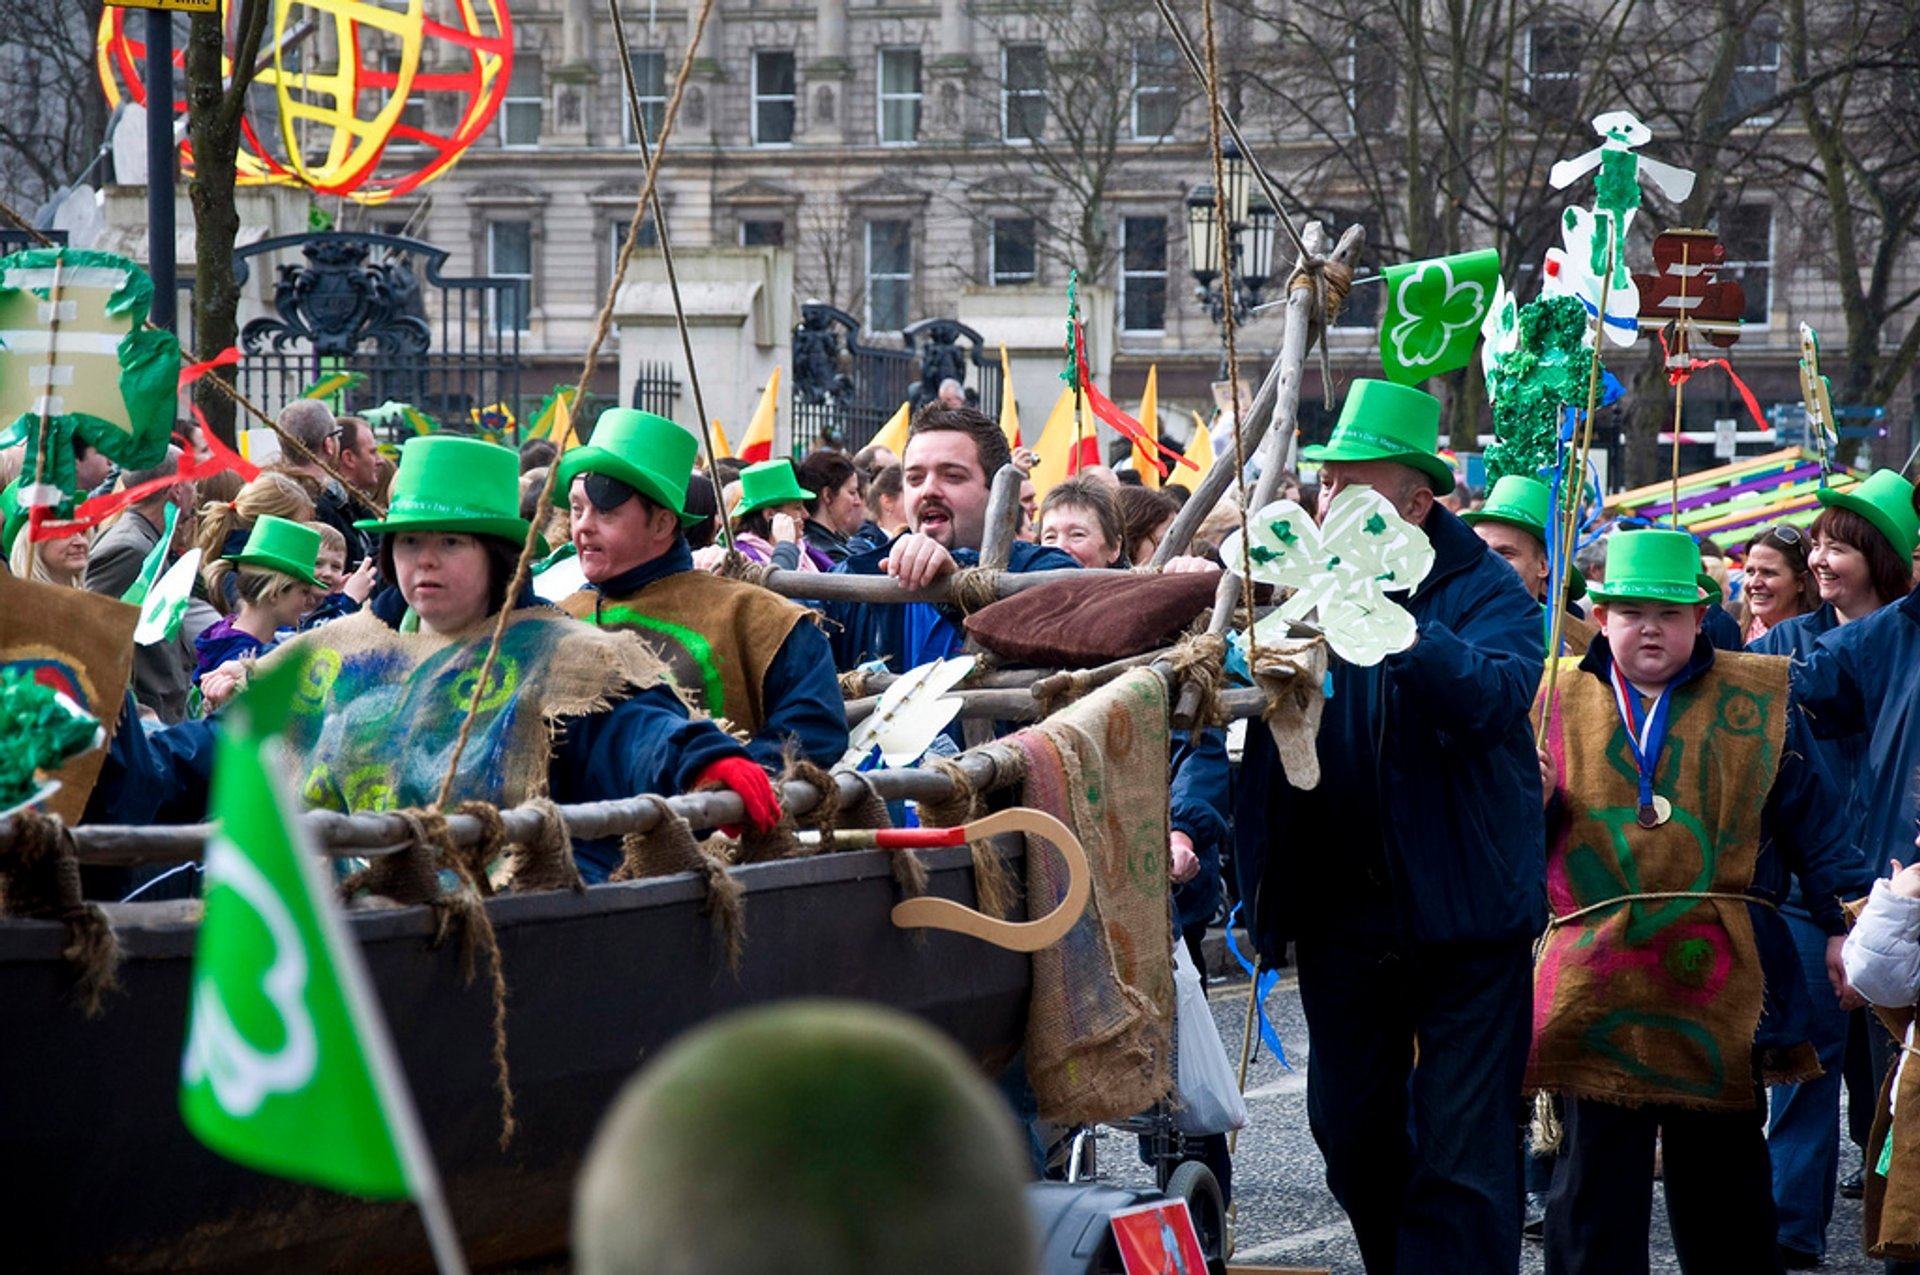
[1186, 140, 1277, 372]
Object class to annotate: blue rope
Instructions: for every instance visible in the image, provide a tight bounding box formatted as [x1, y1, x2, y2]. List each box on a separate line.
[1223, 902, 1290, 1070]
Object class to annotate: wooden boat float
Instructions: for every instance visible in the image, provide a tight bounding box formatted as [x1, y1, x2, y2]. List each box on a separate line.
[0, 770, 1033, 1273]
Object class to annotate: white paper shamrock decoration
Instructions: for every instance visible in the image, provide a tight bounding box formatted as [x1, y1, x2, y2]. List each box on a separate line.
[1219, 485, 1436, 666]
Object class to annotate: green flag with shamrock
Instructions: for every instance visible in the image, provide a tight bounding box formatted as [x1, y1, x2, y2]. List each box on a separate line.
[1379, 248, 1501, 384]
[181, 655, 467, 1270]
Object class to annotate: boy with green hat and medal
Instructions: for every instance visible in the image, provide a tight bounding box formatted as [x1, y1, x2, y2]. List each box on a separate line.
[1235, 379, 1547, 1272]
[91, 435, 781, 880]
[552, 409, 847, 770]
[1531, 527, 1869, 1275]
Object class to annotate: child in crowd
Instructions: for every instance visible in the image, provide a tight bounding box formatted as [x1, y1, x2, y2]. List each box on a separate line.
[300, 520, 377, 626]
[1532, 528, 1869, 1275]
[193, 515, 323, 682]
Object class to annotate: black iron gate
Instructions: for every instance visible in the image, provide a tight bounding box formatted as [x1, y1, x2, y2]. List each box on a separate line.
[790, 304, 1002, 454]
[203, 232, 525, 442]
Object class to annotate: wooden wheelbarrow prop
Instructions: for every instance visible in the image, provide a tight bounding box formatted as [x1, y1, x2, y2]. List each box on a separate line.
[802, 808, 1090, 953]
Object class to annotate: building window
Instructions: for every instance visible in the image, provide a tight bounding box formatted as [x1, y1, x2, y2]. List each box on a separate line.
[740, 219, 787, 247]
[623, 49, 667, 143]
[489, 220, 533, 333]
[377, 51, 427, 149]
[1526, 23, 1582, 117]
[753, 51, 797, 145]
[1120, 216, 1167, 334]
[991, 218, 1036, 286]
[500, 53, 542, 148]
[878, 48, 922, 144]
[865, 219, 912, 332]
[1131, 41, 1180, 140]
[602, 216, 658, 295]
[1720, 204, 1772, 325]
[1345, 30, 1395, 134]
[1003, 44, 1047, 143]
[1728, 15, 1781, 122]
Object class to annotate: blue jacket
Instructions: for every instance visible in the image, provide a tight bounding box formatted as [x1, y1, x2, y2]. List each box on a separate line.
[588, 538, 850, 771]
[1169, 728, 1230, 932]
[824, 535, 1079, 672]
[1789, 585, 1920, 879]
[1234, 505, 1547, 954]
[1703, 602, 1743, 651]
[88, 589, 747, 883]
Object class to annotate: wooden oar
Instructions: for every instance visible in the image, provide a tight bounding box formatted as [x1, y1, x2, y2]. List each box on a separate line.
[823, 808, 1091, 953]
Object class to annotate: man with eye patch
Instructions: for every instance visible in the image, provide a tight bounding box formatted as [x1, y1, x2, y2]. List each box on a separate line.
[551, 409, 848, 770]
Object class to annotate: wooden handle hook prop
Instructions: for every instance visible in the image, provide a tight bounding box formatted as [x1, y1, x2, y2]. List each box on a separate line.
[830, 808, 1092, 953]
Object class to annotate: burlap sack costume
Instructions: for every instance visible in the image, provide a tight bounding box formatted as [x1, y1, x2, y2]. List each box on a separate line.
[270, 607, 667, 813]
[560, 570, 805, 732]
[1530, 650, 1811, 1111]
[1008, 668, 1174, 1125]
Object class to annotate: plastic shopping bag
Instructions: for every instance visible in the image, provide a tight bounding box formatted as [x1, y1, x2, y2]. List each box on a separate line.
[1171, 940, 1248, 1135]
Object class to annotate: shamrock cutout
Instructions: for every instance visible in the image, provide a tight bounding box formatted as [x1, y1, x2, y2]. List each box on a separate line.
[1219, 484, 1436, 666]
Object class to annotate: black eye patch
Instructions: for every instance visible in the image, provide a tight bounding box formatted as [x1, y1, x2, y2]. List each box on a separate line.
[582, 472, 639, 512]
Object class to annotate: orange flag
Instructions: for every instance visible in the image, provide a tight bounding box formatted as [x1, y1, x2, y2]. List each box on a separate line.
[998, 344, 1020, 449]
[738, 367, 780, 463]
[869, 399, 912, 457]
[1185, 412, 1216, 488]
[709, 417, 733, 462]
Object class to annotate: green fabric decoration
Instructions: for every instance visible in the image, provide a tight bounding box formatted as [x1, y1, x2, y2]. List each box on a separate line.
[0, 248, 180, 509]
[1484, 294, 1597, 487]
[1379, 248, 1502, 384]
[0, 666, 103, 813]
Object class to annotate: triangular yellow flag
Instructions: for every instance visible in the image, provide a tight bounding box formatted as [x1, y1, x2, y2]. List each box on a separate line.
[1129, 365, 1161, 489]
[709, 417, 733, 462]
[998, 344, 1020, 449]
[1030, 389, 1099, 499]
[739, 367, 780, 462]
[869, 399, 912, 458]
[1186, 411, 1216, 487]
[552, 392, 582, 453]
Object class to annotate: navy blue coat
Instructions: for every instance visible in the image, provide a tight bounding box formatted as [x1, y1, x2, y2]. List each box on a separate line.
[1169, 728, 1230, 932]
[1234, 505, 1547, 955]
[1789, 585, 1920, 879]
[88, 589, 748, 883]
[585, 539, 850, 771]
[824, 535, 1079, 672]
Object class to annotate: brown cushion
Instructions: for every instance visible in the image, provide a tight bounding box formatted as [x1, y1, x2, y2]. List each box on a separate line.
[963, 568, 1220, 665]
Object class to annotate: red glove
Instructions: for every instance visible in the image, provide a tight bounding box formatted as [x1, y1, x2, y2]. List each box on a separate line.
[695, 755, 781, 835]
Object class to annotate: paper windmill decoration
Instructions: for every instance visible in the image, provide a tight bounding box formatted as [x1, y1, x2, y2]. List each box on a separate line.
[1543, 111, 1697, 348]
[98, 0, 512, 206]
[1219, 486, 1436, 666]
[0, 248, 179, 511]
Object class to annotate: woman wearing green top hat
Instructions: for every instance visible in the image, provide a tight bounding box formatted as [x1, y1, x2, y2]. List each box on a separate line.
[192, 514, 324, 683]
[1532, 527, 1870, 1275]
[728, 459, 830, 572]
[98, 435, 779, 881]
[1754, 468, 1919, 1264]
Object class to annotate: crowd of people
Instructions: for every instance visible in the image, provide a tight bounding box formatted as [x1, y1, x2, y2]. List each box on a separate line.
[9, 378, 1920, 1274]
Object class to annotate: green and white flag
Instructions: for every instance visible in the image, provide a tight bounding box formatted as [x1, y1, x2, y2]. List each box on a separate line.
[181, 655, 467, 1272]
[118, 503, 177, 608]
[1379, 248, 1502, 385]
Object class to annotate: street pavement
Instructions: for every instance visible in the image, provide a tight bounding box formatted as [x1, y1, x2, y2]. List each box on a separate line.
[1100, 965, 1882, 1274]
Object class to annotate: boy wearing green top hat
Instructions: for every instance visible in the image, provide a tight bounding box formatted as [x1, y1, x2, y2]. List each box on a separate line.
[555, 409, 847, 770]
[1463, 474, 1598, 655]
[1531, 528, 1869, 1275]
[1238, 378, 1548, 1272]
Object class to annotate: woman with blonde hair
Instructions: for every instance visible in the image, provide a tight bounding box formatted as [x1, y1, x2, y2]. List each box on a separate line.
[193, 515, 324, 682]
[197, 472, 315, 606]
[6, 521, 89, 588]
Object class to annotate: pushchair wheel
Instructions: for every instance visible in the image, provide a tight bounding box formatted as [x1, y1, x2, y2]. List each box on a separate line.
[1165, 1159, 1227, 1275]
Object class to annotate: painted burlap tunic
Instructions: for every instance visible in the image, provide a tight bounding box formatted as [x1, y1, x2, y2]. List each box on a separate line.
[560, 569, 801, 737]
[1531, 648, 1809, 1111]
[277, 605, 669, 813]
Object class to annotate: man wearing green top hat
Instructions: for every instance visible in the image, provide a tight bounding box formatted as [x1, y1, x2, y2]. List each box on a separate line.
[1235, 378, 1547, 1272]
[553, 409, 847, 770]
[1462, 473, 1599, 654]
[1530, 527, 1868, 1275]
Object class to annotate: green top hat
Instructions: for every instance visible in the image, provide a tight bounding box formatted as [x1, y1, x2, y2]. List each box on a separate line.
[231, 514, 322, 588]
[1815, 468, 1919, 560]
[355, 435, 533, 545]
[733, 459, 815, 519]
[1301, 379, 1456, 496]
[1588, 529, 1707, 606]
[552, 408, 703, 528]
[1462, 474, 1586, 600]
[0, 479, 22, 559]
